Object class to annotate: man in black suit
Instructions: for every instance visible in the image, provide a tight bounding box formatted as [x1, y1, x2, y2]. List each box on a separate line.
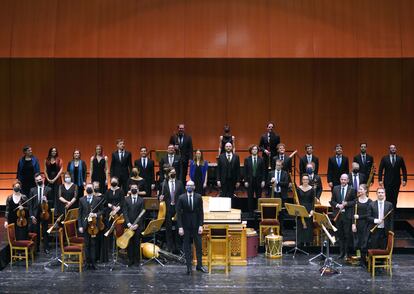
[134, 146, 155, 197]
[169, 124, 193, 183]
[348, 162, 367, 192]
[330, 174, 356, 259]
[123, 183, 145, 266]
[244, 145, 265, 215]
[327, 144, 350, 189]
[159, 167, 185, 253]
[353, 143, 374, 184]
[299, 144, 319, 177]
[305, 162, 322, 200]
[368, 188, 394, 249]
[272, 143, 292, 172]
[176, 181, 207, 274]
[217, 142, 240, 205]
[159, 144, 182, 183]
[78, 183, 103, 270]
[378, 144, 408, 208]
[268, 160, 289, 231]
[110, 139, 133, 194]
[29, 173, 53, 253]
[259, 122, 280, 170]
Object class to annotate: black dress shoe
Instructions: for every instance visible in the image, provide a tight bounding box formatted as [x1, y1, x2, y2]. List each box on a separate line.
[338, 253, 345, 259]
[90, 264, 97, 270]
[186, 267, 192, 275]
[196, 266, 207, 273]
[44, 249, 50, 254]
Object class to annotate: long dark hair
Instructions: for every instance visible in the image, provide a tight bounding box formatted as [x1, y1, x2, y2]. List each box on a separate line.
[46, 147, 59, 163]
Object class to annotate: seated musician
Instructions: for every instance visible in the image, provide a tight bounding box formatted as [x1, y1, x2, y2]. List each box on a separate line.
[368, 188, 393, 250]
[123, 183, 145, 267]
[78, 183, 103, 270]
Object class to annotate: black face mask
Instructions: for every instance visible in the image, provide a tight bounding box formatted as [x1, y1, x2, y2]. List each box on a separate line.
[13, 187, 21, 193]
[37, 181, 43, 186]
[86, 188, 93, 194]
[93, 188, 100, 193]
[353, 169, 359, 173]
[111, 182, 118, 187]
[131, 189, 138, 194]
[170, 174, 176, 179]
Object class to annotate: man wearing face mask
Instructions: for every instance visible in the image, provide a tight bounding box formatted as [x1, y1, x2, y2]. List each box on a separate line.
[348, 162, 366, 192]
[29, 173, 52, 253]
[176, 181, 206, 274]
[123, 183, 145, 266]
[93, 181, 106, 263]
[159, 168, 184, 253]
[78, 183, 103, 270]
[299, 144, 319, 177]
[305, 163, 322, 201]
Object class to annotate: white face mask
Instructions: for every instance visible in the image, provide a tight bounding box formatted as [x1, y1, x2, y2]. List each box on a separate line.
[64, 177, 71, 183]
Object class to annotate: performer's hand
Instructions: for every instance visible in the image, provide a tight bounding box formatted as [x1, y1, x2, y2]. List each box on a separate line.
[18, 205, 24, 210]
[374, 218, 381, 224]
[235, 182, 240, 188]
[4, 221, 8, 229]
[151, 184, 155, 190]
[354, 214, 359, 219]
[264, 150, 270, 155]
[159, 195, 164, 201]
[79, 227, 84, 233]
[198, 226, 203, 235]
[261, 181, 265, 188]
[131, 224, 138, 231]
[42, 196, 47, 201]
[203, 183, 207, 189]
[217, 181, 221, 188]
[378, 181, 383, 187]
[270, 177, 275, 184]
[32, 217, 37, 224]
[178, 228, 184, 236]
[402, 181, 407, 187]
[352, 224, 357, 233]
[328, 182, 333, 188]
[244, 182, 249, 188]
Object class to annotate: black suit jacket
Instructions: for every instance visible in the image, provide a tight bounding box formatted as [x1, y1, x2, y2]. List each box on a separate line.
[348, 172, 367, 189]
[216, 153, 240, 184]
[353, 153, 374, 182]
[169, 134, 193, 162]
[134, 157, 155, 187]
[110, 150, 132, 179]
[176, 192, 204, 230]
[259, 131, 280, 159]
[272, 155, 292, 173]
[29, 186, 53, 219]
[267, 169, 289, 199]
[330, 185, 356, 219]
[367, 200, 393, 232]
[378, 155, 407, 186]
[299, 155, 319, 176]
[123, 196, 145, 231]
[159, 179, 185, 207]
[78, 196, 103, 230]
[308, 174, 323, 199]
[159, 154, 182, 182]
[243, 156, 265, 184]
[327, 155, 350, 185]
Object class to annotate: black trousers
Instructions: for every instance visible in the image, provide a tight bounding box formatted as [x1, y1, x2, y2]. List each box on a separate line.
[247, 178, 262, 213]
[165, 205, 180, 252]
[84, 233, 97, 266]
[369, 228, 387, 249]
[221, 180, 236, 197]
[127, 232, 141, 264]
[385, 184, 400, 209]
[183, 228, 202, 269]
[336, 215, 352, 255]
[31, 218, 49, 251]
[181, 159, 189, 184]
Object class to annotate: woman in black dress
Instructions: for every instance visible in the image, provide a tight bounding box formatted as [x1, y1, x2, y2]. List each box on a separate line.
[17, 145, 40, 197]
[127, 168, 146, 196]
[4, 181, 29, 240]
[352, 184, 372, 266]
[90, 145, 109, 194]
[67, 149, 87, 201]
[189, 149, 208, 195]
[45, 147, 63, 209]
[57, 172, 78, 217]
[218, 124, 235, 155]
[297, 175, 315, 246]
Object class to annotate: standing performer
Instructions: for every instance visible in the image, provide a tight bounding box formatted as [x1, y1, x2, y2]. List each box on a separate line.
[299, 144, 319, 177]
[259, 122, 280, 171]
[134, 146, 155, 197]
[216, 142, 240, 205]
[16, 145, 40, 197]
[67, 149, 87, 201]
[56, 172, 78, 217]
[353, 143, 374, 183]
[306, 163, 322, 201]
[327, 144, 350, 189]
[90, 144, 109, 194]
[368, 188, 393, 250]
[189, 149, 209, 196]
[218, 124, 235, 155]
[44, 147, 63, 209]
[110, 139, 133, 194]
[297, 175, 315, 246]
[348, 162, 366, 192]
[169, 124, 193, 183]
[244, 145, 265, 215]
[4, 181, 29, 241]
[272, 143, 292, 172]
[159, 144, 182, 183]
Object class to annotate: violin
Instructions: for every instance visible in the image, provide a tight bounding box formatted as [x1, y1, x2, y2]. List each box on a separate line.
[98, 215, 105, 231]
[87, 214, 100, 237]
[40, 199, 50, 221]
[16, 202, 27, 227]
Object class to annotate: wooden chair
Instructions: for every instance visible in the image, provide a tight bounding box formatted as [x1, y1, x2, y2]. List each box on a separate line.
[64, 208, 79, 221]
[63, 219, 84, 248]
[258, 198, 282, 215]
[367, 231, 394, 277]
[58, 228, 83, 272]
[7, 224, 34, 270]
[259, 203, 280, 245]
[207, 225, 231, 274]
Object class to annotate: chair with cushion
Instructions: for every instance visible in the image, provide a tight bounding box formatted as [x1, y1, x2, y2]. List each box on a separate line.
[367, 231, 394, 277]
[259, 203, 280, 245]
[63, 219, 84, 247]
[7, 224, 34, 270]
[58, 228, 82, 272]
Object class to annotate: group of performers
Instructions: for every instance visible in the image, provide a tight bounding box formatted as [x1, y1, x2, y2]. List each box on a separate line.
[4, 122, 408, 271]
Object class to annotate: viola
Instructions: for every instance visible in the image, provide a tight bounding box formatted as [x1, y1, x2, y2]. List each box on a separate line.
[16, 205, 27, 227]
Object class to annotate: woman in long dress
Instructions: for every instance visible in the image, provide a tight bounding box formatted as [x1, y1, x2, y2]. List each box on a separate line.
[297, 175, 315, 246]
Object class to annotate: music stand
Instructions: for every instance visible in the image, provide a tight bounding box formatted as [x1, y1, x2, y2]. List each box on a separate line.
[142, 218, 166, 266]
[285, 203, 309, 258]
[44, 214, 67, 269]
[309, 212, 329, 263]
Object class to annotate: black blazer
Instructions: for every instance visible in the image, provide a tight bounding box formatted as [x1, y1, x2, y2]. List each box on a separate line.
[216, 153, 240, 183]
[134, 157, 155, 187]
[378, 155, 407, 186]
[267, 169, 289, 199]
[367, 200, 393, 232]
[110, 150, 133, 179]
[78, 196, 103, 230]
[123, 196, 145, 231]
[29, 186, 53, 219]
[159, 154, 182, 182]
[169, 134, 193, 162]
[308, 174, 323, 200]
[272, 155, 292, 173]
[330, 185, 356, 219]
[327, 155, 350, 185]
[159, 179, 185, 207]
[243, 156, 265, 184]
[348, 172, 367, 188]
[176, 192, 204, 230]
[353, 153, 374, 182]
[259, 131, 280, 159]
[299, 155, 319, 176]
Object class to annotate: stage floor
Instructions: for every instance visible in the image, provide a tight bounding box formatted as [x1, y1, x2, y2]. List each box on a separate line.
[1, 253, 413, 293]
